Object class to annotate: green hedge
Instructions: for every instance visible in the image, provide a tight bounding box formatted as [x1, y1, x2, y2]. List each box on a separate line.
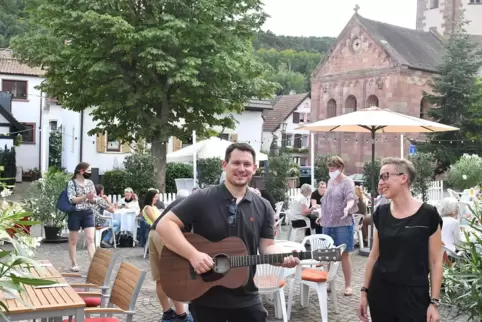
[101, 170, 127, 195]
[197, 158, 222, 187]
[166, 163, 193, 193]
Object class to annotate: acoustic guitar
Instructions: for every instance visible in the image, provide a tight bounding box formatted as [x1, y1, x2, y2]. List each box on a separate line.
[159, 233, 342, 301]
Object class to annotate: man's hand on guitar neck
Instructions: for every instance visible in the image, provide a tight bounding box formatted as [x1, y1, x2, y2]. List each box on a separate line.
[189, 251, 214, 274]
[260, 239, 300, 268]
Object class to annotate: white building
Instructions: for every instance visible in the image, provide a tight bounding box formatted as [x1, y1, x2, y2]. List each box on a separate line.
[168, 99, 273, 154]
[417, 0, 482, 36]
[0, 49, 130, 175]
[261, 93, 311, 166]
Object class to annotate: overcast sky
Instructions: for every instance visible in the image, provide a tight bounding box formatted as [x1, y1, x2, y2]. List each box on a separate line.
[262, 0, 417, 37]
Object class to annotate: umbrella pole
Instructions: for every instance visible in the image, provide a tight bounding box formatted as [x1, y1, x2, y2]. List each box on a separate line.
[359, 129, 376, 257]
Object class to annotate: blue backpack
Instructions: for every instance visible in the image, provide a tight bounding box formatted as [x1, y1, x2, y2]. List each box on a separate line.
[57, 180, 77, 213]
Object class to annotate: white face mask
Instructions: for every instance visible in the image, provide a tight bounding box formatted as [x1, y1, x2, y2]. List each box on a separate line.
[329, 170, 340, 179]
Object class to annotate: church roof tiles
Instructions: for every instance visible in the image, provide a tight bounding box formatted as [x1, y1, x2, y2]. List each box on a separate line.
[357, 15, 445, 72]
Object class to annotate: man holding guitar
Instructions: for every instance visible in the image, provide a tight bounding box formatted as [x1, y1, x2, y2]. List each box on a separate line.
[156, 143, 300, 322]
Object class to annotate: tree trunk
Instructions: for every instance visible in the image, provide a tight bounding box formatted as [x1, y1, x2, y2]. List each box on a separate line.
[151, 140, 167, 193]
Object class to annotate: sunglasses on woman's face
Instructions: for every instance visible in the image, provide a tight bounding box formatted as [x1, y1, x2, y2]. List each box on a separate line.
[379, 172, 405, 181]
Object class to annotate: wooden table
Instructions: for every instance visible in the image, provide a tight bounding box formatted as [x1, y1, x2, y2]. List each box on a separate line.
[0, 260, 85, 322]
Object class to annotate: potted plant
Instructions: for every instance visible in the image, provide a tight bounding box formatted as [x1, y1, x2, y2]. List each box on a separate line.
[24, 168, 71, 241]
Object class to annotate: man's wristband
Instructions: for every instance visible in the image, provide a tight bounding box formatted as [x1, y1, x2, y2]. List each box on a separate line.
[361, 287, 368, 294]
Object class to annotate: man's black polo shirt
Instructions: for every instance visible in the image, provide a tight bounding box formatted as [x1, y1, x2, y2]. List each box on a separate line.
[170, 183, 275, 309]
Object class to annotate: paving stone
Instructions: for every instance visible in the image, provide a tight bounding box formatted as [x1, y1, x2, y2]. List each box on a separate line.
[25, 228, 469, 322]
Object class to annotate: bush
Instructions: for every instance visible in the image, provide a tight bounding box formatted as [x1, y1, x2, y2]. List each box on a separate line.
[123, 153, 157, 198]
[265, 155, 291, 202]
[197, 158, 222, 188]
[0, 145, 16, 186]
[314, 154, 335, 184]
[363, 158, 381, 195]
[101, 170, 127, 195]
[407, 152, 435, 201]
[448, 154, 482, 190]
[165, 163, 193, 193]
[24, 168, 71, 227]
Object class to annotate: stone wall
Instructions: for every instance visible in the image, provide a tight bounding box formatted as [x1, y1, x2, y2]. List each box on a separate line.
[311, 19, 436, 174]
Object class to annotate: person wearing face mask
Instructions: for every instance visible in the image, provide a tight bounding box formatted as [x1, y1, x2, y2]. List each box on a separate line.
[66, 162, 96, 272]
[320, 156, 358, 296]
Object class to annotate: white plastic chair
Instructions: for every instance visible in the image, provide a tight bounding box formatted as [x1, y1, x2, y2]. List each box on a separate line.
[447, 188, 461, 201]
[254, 264, 288, 322]
[287, 243, 346, 322]
[287, 217, 315, 242]
[143, 242, 149, 259]
[84, 215, 116, 249]
[353, 214, 364, 249]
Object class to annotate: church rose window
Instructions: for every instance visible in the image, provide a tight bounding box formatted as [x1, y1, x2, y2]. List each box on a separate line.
[366, 95, 379, 108]
[345, 95, 357, 113]
[327, 99, 337, 118]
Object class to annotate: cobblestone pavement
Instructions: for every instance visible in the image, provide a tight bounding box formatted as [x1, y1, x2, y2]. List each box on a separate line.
[28, 228, 469, 322]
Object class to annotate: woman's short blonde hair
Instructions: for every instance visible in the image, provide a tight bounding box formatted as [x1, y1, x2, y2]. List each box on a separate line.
[326, 156, 345, 170]
[438, 197, 459, 217]
[355, 186, 363, 199]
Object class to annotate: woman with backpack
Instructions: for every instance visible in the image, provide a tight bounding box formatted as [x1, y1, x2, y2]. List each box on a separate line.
[66, 162, 96, 272]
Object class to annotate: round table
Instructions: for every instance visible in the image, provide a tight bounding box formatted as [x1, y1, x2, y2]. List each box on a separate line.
[104, 209, 139, 246]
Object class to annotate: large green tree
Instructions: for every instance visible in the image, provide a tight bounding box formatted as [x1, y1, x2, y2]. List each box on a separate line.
[418, 21, 482, 174]
[11, 0, 276, 191]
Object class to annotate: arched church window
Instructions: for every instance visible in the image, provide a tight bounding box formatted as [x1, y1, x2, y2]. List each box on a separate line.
[420, 97, 431, 119]
[345, 95, 357, 113]
[366, 95, 379, 108]
[327, 99, 337, 118]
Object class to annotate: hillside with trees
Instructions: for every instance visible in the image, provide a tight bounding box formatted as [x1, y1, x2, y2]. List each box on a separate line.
[254, 31, 335, 94]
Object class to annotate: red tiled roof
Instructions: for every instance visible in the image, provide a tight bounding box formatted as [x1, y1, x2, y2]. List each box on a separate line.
[262, 93, 309, 132]
[0, 49, 43, 77]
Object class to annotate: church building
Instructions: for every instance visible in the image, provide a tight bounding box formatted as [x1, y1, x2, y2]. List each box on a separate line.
[310, 11, 445, 174]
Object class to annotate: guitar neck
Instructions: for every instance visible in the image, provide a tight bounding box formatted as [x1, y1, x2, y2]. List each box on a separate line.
[229, 251, 312, 268]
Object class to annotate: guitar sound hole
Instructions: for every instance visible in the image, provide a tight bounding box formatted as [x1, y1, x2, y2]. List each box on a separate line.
[200, 254, 230, 283]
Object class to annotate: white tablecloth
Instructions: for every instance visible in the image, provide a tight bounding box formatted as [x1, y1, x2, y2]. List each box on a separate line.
[104, 209, 138, 237]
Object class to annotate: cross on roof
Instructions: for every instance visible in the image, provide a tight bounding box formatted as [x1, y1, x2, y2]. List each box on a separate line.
[354, 4, 360, 14]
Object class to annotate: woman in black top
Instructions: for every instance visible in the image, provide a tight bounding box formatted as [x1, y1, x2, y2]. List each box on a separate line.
[357, 158, 443, 322]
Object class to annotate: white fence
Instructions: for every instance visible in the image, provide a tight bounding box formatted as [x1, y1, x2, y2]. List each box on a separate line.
[287, 180, 444, 202]
[107, 193, 177, 205]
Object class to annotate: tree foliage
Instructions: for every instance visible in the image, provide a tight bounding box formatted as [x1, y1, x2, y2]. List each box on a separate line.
[253, 31, 334, 53]
[11, 0, 276, 192]
[255, 48, 324, 94]
[0, 0, 27, 48]
[197, 157, 222, 188]
[314, 154, 335, 184]
[407, 152, 435, 202]
[418, 20, 482, 174]
[363, 159, 381, 195]
[447, 154, 482, 190]
[265, 155, 291, 202]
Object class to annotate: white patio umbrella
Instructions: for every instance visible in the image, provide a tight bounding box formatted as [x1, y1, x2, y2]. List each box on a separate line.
[297, 106, 459, 254]
[167, 137, 268, 163]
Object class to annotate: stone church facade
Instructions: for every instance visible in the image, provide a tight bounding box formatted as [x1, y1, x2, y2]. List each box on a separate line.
[310, 13, 445, 174]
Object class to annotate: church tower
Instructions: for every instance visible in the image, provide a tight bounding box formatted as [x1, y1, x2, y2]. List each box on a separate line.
[416, 0, 482, 35]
